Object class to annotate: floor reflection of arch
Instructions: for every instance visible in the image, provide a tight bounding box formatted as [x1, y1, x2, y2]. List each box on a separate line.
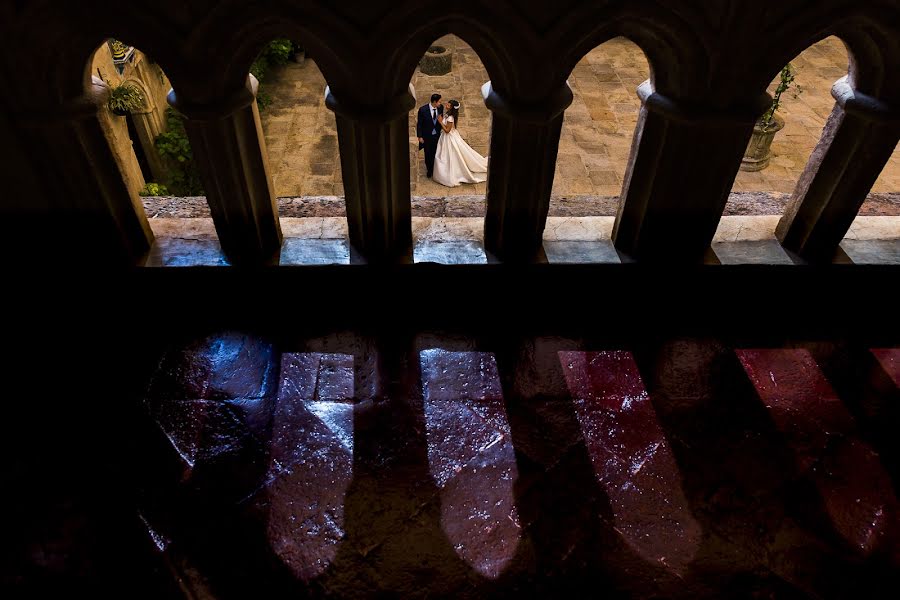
[419, 348, 521, 578]
[559, 350, 702, 575]
[737, 349, 900, 556]
[265, 352, 355, 582]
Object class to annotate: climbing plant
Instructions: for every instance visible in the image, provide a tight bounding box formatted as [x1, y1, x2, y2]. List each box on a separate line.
[155, 107, 203, 196]
[249, 38, 296, 111]
[758, 63, 803, 130]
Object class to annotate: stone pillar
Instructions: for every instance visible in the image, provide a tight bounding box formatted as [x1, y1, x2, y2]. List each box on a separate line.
[326, 84, 416, 261]
[482, 81, 573, 260]
[613, 80, 770, 261]
[776, 77, 900, 260]
[131, 106, 168, 183]
[12, 76, 154, 265]
[167, 74, 282, 265]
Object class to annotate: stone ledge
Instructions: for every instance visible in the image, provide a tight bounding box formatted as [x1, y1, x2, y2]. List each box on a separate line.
[145, 216, 900, 267]
[142, 192, 900, 219]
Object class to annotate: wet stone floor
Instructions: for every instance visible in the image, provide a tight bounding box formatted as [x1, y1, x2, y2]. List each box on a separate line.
[124, 333, 900, 598]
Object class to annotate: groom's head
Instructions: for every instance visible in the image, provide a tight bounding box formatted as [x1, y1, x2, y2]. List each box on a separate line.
[430, 93, 442, 107]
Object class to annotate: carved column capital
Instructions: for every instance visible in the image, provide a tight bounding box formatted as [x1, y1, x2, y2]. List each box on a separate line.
[325, 84, 416, 122]
[637, 80, 772, 125]
[16, 77, 110, 126]
[831, 76, 900, 123]
[481, 81, 574, 123]
[166, 74, 259, 121]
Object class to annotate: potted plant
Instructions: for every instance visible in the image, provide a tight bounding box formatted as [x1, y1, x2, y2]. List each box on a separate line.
[106, 81, 145, 116]
[290, 40, 305, 64]
[741, 64, 801, 171]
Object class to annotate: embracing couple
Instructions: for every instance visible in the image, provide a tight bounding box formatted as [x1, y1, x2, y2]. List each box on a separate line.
[417, 93, 488, 188]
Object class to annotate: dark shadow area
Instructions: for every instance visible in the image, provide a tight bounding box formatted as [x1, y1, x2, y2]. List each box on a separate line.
[3, 271, 899, 598]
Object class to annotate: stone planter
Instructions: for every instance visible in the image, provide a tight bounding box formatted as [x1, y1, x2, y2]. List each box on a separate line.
[419, 45, 452, 76]
[741, 113, 785, 171]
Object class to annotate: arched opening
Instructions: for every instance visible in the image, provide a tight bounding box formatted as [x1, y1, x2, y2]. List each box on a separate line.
[543, 37, 650, 256]
[555, 37, 650, 201]
[410, 35, 492, 201]
[720, 36, 899, 260]
[256, 38, 342, 200]
[89, 39, 195, 200]
[732, 37, 851, 196]
[86, 38, 227, 264]
[88, 36, 210, 240]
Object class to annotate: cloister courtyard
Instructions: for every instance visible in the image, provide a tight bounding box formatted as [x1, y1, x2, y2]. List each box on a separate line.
[259, 35, 900, 200]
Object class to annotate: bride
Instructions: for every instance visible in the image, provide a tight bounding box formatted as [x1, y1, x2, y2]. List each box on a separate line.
[433, 100, 488, 187]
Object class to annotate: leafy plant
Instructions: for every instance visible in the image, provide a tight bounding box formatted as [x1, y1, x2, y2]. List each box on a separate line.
[759, 63, 802, 130]
[106, 81, 144, 115]
[155, 107, 203, 196]
[249, 56, 270, 82]
[139, 182, 169, 196]
[248, 39, 295, 111]
[256, 89, 273, 111]
[264, 39, 293, 66]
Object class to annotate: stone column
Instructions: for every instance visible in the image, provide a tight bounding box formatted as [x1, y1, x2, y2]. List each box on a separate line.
[12, 76, 154, 265]
[613, 80, 770, 261]
[131, 105, 168, 183]
[168, 74, 282, 265]
[326, 85, 416, 261]
[482, 81, 573, 260]
[776, 77, 900, 260]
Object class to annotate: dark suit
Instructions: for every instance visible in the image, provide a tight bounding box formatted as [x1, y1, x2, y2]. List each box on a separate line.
[416, 103, 443, 177]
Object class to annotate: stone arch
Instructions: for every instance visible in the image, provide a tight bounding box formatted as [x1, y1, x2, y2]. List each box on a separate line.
[385, 16, 517, 100]
[554, 6, 709, 101]
[186, 6, 356, 103]
[740, 8, 900, 259]
[551, 37, 652, 198]
[751, 11, 900, 103]
[40, 12, 186, 110]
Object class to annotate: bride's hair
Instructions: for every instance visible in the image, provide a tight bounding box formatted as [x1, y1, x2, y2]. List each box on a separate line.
[446, 100, 460, 127]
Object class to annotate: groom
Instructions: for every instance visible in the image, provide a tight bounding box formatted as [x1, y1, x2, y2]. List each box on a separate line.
[417, 93, 444, 178]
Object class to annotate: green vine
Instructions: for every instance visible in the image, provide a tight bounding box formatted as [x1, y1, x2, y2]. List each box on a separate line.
[249, 39, 296, 111]
[139, 182, 169, 196]
[759, 63, 802, 130]
[155, 107, 203, 196]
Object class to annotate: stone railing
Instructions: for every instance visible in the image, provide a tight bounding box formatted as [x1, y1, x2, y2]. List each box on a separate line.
[0, 0, 899, 266]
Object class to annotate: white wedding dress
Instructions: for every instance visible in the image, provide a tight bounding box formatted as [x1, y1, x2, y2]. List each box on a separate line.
[433, 116, 488, 187]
